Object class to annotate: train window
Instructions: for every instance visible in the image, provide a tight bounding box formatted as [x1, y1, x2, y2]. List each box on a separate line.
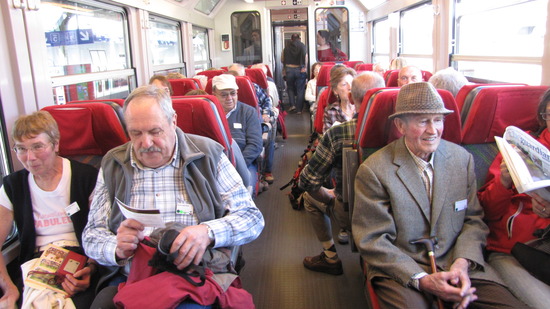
[231, 12, 262, 66]
[193, 26, 211, 73]
[453, 0, 546, 84]
[41, 0, 134, 101]
[195, 0, 222, 15]
[149, 16, 185, 76]
[400, 2, 434, 72]
[372, 18, 390, 65]
[315, 8, 349, 62]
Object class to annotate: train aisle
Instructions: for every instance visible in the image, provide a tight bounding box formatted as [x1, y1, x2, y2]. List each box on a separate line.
[240, 112, 368, 309]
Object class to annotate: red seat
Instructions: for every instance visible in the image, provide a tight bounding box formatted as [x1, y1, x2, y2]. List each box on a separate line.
[355, 63, 374, 71]
[343, 61, 363, 69]
[316, 63, 335, 96]
[384, 70, 399, 87]
[313, 87, 337, 134]
[355, 88, 461, 161]
[461, 86, 548, 144]
[234, 76, 260, 115]
[69, 98, 125, 107]
[42, 103, 128, 157]
[421, 70, 433, 82]
[245, 68, 269, 90]
[196, 69, 225, 80]
[171, 96, 235, 165]
[456, 83, 527, 115]
[168, 78, 201, 96]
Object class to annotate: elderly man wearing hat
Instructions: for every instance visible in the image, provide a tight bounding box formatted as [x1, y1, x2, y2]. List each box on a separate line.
[352, 83, 527, 309]
[213, 74, 263, 196]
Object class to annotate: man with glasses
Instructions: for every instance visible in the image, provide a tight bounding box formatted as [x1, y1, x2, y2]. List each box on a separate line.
[213, 74, 263, 196]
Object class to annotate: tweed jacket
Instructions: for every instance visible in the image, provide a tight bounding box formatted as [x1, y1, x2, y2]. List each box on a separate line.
[352, 138, 503, 287]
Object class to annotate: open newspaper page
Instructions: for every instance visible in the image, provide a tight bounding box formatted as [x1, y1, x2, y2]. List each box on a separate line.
[24, 244, 86, 295]
[495, 126, 550, 200]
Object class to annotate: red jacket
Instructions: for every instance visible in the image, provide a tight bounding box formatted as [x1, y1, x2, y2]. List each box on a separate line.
[113, 242, 255, 309]
[478, 129, 550, 253]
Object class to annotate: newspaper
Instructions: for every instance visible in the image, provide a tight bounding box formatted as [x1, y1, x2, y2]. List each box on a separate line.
[24, 244, 87, 295]
[495, 126, 550, 200]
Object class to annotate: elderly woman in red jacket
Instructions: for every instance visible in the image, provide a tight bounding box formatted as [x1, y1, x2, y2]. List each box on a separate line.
[478, 88, 550, 309]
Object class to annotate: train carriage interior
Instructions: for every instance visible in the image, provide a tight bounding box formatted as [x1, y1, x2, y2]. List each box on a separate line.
[1, 0, 549, 308]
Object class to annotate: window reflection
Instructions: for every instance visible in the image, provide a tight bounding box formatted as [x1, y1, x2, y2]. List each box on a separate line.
[232, 12, 262, 66]
[315, 8, 349, 62]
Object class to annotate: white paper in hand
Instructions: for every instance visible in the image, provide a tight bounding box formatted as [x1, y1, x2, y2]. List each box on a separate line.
[115, 197, 166, 228]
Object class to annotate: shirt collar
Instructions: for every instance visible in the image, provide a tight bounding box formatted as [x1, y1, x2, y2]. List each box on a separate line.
[404, 139, 435, 170]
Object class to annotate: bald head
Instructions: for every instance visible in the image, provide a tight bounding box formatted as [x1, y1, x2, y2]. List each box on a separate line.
[351, 72, 385, 109]
[398, 66, 422, 87]
[228, 63, 245, 76]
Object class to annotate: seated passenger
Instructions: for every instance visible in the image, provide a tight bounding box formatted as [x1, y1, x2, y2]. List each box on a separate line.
[322, 65, 357, 133]
[82, 85, 264, 309]
[428, 67, 469, 97]
[398, 65, 423, 87]
[149, 74, 173, 96]
[372, 62, 387, 77]
[300, 72, 385, 275]
[166, 72, 186, 79]
[390, 56, 408, 70]
[477, 88, 550, 309]
[353, 82, 527, 308]
[228, 63, 276, 185]
[0, 111, 98, 308]
[305, 62, 322, 122]
[213, 74, 263, 196]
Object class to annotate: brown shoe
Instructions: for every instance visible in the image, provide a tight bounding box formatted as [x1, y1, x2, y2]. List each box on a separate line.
[303, 252, 343, 275]
[264, 173, 274, 184]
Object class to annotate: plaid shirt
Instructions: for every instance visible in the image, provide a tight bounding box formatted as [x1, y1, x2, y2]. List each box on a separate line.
[253, 83, 273, 117]
[323, 102, 353, 133]
[299, 117, 357, 199]
[84, 135, 264, 266]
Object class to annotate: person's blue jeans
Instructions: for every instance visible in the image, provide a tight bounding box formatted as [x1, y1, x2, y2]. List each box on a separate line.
[175, 301, 212, 309]
[285, 67, 307, 112]
[248, 163, 258, 196]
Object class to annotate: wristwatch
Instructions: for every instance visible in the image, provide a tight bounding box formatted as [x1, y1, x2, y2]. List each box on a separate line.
[202, 224, 215, 243]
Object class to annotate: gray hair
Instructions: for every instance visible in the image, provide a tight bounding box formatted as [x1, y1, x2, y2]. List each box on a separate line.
[123, 85, 176, 123]
[228, 63, 245, 76]
[428, 67, 469, 97]
[351, 72, 385, 106]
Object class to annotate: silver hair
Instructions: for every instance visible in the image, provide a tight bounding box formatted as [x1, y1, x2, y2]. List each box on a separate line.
[428, 67, 469, 97]
[123, 85, 176, 123]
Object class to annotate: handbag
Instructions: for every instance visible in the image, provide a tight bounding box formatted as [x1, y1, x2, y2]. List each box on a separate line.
[511, 224, 550, 285]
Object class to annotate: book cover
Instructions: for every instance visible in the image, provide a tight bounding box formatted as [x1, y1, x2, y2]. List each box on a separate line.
[25, 244, 86, 294]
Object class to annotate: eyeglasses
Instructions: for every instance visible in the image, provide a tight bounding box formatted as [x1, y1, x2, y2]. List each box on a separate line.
[541, 113, 550, 120]
[216, 91, 237, 99]
[13, 143, 51, 155]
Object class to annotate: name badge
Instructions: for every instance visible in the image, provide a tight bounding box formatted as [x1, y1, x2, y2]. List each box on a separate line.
[454, 199, 467, 212]
[233, 123, 242, 129]
[65, 202, 80, 217]
[176, 203, 193, 215]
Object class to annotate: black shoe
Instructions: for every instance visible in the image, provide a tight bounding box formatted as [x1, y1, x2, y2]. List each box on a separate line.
[303, 252, 343, 275]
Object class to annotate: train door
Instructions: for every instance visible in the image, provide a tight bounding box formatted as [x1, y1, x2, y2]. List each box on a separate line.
[271, 9, 308, 107]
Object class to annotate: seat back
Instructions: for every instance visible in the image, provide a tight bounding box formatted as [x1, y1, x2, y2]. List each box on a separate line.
[421, 70, 433, 82]
[316, 63, 335, 95]
[196, 69, 225, 80]
[171, 96, 235, 165]
[461, 85, 548, 188]
[355, 63, 373, 71]
[67, 100, 127, 136]
[234, 76, 260, 115]
[69, 98, 125, 107]
[42, 103, 129, 167]
[343, 61, 363, 69]
[245, 68, 269, 90]
[384, 70, 399, 87]
[356, 88, 461, 161]
[313, 87, 338, 134]
[168, 78, 201, 96]
[457, 84, 527, 120]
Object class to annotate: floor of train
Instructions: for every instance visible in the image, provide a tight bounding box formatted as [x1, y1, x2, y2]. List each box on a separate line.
[239, 110, 368, 309]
